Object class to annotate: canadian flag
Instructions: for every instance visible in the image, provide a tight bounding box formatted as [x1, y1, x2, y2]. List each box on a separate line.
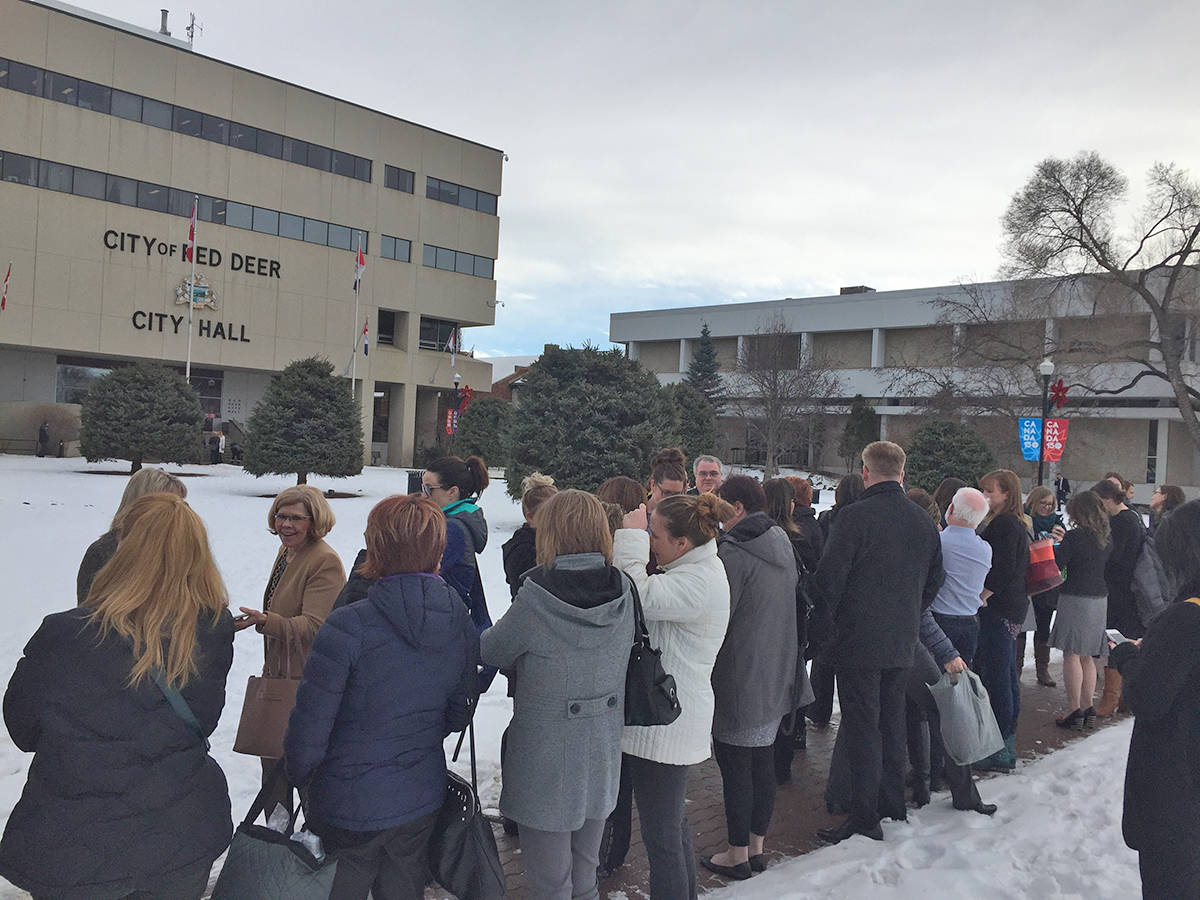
[184, 199, 197, 263]
[1, 262, 10, 312]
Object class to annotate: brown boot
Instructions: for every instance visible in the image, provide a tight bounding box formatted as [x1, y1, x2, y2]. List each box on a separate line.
[1034, 640, 1056, 687]
[1096, 667, 1122, 717]
[1015, 632, 1027, 675]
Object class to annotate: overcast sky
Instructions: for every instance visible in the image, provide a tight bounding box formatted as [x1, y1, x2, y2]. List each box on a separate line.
[89, 0, 1200, 357]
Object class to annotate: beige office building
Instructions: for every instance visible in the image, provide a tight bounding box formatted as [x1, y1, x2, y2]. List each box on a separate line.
[0, 0, 499, 465]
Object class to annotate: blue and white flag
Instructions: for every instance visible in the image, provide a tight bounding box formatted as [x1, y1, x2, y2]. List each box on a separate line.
[1018, 417, 1042, 461]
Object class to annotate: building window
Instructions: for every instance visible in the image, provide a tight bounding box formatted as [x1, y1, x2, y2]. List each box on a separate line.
[72, 167, 105, 199]
[105, 174, 137, 205]
[136, 181, 169, 213]
[56, 358, 114, 404]
[252, 207, 279, 235]
[0, 57, 375, 182]
[384, 165, 415, 193]
[420, 244, 495, 280]
[419, 316, 459, 351]
[225, 201, 253, 230]
[1147, 420, 1158, 484]
[379, 235, 411, 263]
[425, 176, 498, 215]
[38, 160, 73, 192]
[372, 389, 390, 443]
[377, 309, 396, 346]
[279, 212, 305, 240]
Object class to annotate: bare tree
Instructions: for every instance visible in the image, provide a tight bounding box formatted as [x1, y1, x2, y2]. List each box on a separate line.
[725, 314, 843, 477]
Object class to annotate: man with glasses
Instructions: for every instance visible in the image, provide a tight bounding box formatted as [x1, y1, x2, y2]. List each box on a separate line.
[688, 455, 724, 496]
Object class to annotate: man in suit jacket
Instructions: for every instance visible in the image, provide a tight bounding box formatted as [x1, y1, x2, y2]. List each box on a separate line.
[814, 441, 944, 843]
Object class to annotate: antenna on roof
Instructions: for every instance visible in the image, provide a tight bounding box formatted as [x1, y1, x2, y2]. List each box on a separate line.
[186, 12, 203, 49]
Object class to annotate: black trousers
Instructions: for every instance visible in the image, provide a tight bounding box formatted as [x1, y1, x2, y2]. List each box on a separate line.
[806, 659, 836, 725]
[324, 809, 439, 900]
[713, 741, 777, 846]
[1139, 845, 1200, 900]
[836, 666, 909, 828]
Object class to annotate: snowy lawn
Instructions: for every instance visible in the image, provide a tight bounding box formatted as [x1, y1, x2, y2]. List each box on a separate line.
[0, 456, 1141, 898]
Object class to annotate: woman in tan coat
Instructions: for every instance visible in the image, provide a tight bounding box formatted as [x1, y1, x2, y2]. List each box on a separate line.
[236, 485, 345, 810]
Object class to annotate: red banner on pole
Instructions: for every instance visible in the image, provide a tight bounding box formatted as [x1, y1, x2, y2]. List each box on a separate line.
[1043, 418, 1068, 462]
[445, 409, 455, 435]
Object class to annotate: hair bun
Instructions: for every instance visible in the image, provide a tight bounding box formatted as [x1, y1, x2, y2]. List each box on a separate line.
[522, 471, 555, 492]
[653, 447, 686, 467]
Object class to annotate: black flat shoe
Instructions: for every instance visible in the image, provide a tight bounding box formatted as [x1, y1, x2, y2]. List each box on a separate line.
[1055, 708, 1084, 730]
[749, 854, 766, 873]
[954, 801, 998, 816]
[700, 855, 753, 880]
[817, 817, 884, 844]
[1082, 707, 1096, 729]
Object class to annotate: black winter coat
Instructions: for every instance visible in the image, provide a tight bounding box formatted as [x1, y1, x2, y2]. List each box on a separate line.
[1107, 507, 1147, 636]
[814, 480, 944, 669]
[1110, 599, 1200, 855]
[0, 608, 234, 898]
[790, 506, 824, 573]
[502, 523, 537, 599]
[979, 514, 1031, 622]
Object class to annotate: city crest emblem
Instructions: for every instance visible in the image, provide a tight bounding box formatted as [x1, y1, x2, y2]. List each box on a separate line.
[175, 275, 219, 310]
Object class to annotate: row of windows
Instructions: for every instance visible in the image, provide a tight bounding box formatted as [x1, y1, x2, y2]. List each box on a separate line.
[421, 244, 494, 279]
[419, 315, 460, 351]
[384, 165, 415, 193]
[0, 150, 369, 253]
[426, 176, 498, 215]
[379, 235, 412, 263]
[0, 56, 372, 182]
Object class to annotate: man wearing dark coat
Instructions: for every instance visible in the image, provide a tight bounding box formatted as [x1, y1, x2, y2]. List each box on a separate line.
[813, 440, 944, 844]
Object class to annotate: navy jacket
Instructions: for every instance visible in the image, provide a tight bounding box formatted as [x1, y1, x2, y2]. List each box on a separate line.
[285, 573, 478, 832]
[0, 608, 234, 897]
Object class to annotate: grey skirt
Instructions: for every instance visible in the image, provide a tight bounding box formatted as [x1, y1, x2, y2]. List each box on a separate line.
[1049, 593, 1107, 656]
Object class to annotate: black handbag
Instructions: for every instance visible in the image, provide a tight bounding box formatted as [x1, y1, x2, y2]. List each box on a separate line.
[624, 579, 682, 726]
[428, 719, 507, 900]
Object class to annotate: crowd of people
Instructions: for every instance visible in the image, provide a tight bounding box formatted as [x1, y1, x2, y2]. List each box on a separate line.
[1, 447, 1197, 900]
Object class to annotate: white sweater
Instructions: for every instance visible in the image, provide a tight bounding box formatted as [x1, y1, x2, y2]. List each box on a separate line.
[614, 529, 730, 766]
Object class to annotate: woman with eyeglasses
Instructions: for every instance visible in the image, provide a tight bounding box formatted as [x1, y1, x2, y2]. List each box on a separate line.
[235, 485, 345, 813]
[421, 456, 493, 628]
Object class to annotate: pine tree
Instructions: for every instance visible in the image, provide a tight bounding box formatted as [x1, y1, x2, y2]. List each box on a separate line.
[243, 357, 364, 485]
[838, 394, 879, 472]
[683, 323, 724, 409]
[506, 345, 674, 500]
[454, 396, 514, 468]
[904, 419, 997, 493]
[79, 363, 204, 474]
[662, 382, 718, 465]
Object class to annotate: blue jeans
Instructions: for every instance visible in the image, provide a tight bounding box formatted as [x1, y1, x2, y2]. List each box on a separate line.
[975, 609, 1020, 737]
[931, 612, 979, 667]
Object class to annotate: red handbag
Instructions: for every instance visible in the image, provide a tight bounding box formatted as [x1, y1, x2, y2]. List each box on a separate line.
[1026, 538, 1064, 596]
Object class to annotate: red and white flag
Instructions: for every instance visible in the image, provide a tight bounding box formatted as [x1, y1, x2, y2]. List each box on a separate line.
[1, 262, 10, 311]
[184, 199, 197, 263]
[448, 329, 457, 367]
[353, 246, 366, 291]
[361, 318, 369, 356]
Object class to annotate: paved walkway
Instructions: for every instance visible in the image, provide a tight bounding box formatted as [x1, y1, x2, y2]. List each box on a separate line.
[455, 655, 1127, 899]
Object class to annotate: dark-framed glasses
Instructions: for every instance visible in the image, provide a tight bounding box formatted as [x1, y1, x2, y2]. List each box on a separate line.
[275, 513, 311, 523]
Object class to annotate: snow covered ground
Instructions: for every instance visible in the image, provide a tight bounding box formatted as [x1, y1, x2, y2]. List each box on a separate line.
[0, 456, 1141, 898]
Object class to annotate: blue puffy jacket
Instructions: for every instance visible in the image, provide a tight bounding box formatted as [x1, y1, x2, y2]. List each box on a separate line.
[284, 573, 478, 831]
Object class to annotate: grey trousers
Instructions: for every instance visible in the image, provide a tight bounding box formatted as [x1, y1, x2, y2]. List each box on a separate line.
[628, 755, 697, 900]
[518, 818, 606, 900]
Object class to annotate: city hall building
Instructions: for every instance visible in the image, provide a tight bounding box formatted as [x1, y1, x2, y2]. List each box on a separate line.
[610, 277, 1200, 497]
[0, 0, 500, 466]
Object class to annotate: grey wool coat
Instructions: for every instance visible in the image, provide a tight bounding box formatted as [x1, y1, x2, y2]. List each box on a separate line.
[713, 513, 799, 736]
[480, 553, 635, 833]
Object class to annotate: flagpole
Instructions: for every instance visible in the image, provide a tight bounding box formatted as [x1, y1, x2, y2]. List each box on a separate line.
[184, 195, 198, 380]
[351, 235, 361, 396]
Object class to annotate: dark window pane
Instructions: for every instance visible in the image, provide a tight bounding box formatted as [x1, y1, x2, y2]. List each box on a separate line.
[256, 130, 283, 158]
[458, 186, 477, 210]
[110, 89, 141, 121]
[455, 252, 474, 275]
[378, 310, 395, 345]
[354, 157, 372, 182]
[141, 97, 172, 129]
[228, 122, 256, 150]
[385, 166, 399, 190]
[168, 188, 193, 217]
[327, 223, 352, 250]
[394, 238, 411, 263]
[2, 153, 35, 185]
[201, 114, 229, 144]
[436, 248, 455, 271]
[0, 57, 8, 89]
[72, 167, 105, 199]
[380, 235, 395, 260]
[282, 137, 307, 164]
[43, 71, 78, 105]
[198, 196, 226, 223]
[137, 181, 169, 212]
[172, 106, 202, 137]
[400, 170, 414, 192]
[422, 244, 437, 267]
[8, 61, 42, 96]
[252, 207, 278, 235]
[426, 177, 440, 199]
[440, 181, 459, 205]
[307, 144, 331, 171]
[279, 212, 304, 240]
[303, 218, 327, 245]
[37, 160, 73, 192]
[351, 229, 368, 253]
[331, 150, 355, 177]
[76, 80, 110, 113]
[225, 201, 253, 229]
[477, 192, 497, 215]
[105, 174, 137, 205]
[475, 256, 494, 279]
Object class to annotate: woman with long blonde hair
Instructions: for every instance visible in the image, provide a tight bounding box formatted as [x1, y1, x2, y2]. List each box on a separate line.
[1, 493, 235, 899]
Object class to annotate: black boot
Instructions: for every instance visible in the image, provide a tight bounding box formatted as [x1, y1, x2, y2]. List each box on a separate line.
[817, 816, 884, 844]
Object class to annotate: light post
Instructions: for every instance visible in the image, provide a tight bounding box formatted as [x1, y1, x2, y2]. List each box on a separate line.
[1037, 357, 1054, 486]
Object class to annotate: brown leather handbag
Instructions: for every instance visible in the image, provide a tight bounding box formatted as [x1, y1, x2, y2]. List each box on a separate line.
[233, 632, 300, 759]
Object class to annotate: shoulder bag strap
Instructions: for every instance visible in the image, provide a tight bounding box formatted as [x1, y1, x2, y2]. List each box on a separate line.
[149, 668, 210, 751]
[625, 574, 650, 648]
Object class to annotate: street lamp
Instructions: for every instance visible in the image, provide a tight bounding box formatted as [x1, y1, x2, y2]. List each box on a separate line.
[1037, 358, 1055, 487]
